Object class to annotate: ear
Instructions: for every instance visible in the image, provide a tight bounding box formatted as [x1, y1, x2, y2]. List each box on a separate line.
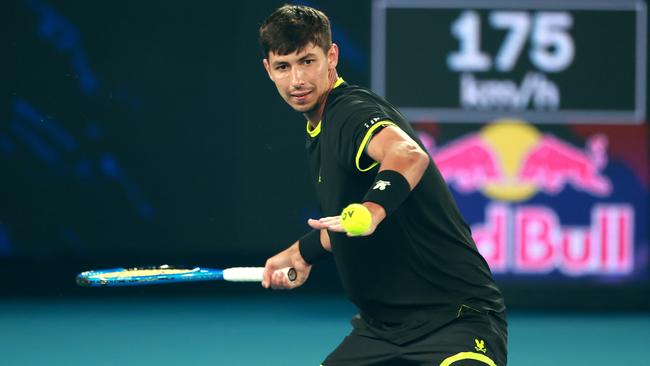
[327, 43, 339, 69]
[262, 58, 274, 81]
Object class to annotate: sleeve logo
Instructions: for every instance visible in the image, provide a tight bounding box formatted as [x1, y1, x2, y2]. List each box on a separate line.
[364, 116, 382, 129]
[372, 180, 391, 190]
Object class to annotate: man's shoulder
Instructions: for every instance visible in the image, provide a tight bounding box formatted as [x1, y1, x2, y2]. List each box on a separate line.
[331, 82, 376, 100]
[327, 83, 382, 115]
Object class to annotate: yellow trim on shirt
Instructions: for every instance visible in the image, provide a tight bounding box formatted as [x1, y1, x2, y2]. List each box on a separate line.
[305, 78, 345, 138]
[332, 77, 345, 89]
[440, 352, 497, 366]
[306, 120, 321, 137]
[355, 120, 396, 172]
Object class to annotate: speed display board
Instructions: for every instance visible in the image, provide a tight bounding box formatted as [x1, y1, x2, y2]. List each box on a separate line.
[371, 0, 647, 123]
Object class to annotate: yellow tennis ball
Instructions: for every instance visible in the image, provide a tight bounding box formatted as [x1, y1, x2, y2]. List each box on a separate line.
[340, 204, 372, 236]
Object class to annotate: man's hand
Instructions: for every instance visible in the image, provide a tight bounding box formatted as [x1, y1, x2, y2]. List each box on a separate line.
[262, 242, 311, 289]
[307, 202, 386, 236]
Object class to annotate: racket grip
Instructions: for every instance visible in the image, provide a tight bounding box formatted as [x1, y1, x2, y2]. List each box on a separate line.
[223, 267, 297, 282]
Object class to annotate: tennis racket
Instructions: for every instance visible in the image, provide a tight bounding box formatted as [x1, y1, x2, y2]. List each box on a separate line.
[76, 265, 296, 287]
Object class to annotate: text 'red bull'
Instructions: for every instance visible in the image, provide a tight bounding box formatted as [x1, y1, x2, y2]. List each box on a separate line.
[473, 203, 634, 276]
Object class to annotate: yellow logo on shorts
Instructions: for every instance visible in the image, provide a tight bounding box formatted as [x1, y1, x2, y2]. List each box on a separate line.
[474, 339, 487, 353]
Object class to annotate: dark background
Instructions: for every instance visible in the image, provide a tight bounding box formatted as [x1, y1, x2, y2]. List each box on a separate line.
[2, 0, 648, 310]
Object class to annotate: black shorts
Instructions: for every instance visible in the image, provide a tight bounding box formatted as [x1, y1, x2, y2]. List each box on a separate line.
[322, 308, 507, 366]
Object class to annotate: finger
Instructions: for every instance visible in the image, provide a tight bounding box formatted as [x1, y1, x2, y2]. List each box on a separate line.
[281, 270, 293, 288]
[262, 259, 278, 288]
[271, 269, 285, 289]
[262, 268, 270, 288]
[308, 218, 328, 229]
[271, 270, 289, 290]
[318, 216, 340, 224]
[308, 216, 339, 229]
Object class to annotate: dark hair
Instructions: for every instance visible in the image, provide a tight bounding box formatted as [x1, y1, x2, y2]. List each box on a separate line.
[259, 4, 332, 57]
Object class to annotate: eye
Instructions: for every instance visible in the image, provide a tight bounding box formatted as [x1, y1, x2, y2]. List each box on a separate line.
[304, 59, 315, 65]
[275, 64, 288, 71]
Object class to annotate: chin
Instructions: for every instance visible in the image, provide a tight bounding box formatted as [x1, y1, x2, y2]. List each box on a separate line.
[290, 102, 317, 113]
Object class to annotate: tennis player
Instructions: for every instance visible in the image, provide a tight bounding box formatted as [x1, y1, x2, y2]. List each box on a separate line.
[260, 5, 507, 365]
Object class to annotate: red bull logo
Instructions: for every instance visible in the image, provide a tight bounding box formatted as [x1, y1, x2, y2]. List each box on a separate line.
[518, 134, 611, 196]
[420, 121, 612, 201]
[420, 134, 503, 194]
[419, 121, 634, 276]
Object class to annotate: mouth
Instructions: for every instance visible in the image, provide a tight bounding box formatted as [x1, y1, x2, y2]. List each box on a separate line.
[290, 90, 312, 103]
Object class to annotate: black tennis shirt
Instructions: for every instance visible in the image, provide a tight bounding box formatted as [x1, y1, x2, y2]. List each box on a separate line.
[305, 79, 505, 345]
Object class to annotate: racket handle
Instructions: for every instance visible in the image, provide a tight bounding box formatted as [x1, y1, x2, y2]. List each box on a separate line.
[223, 267, 297, 282]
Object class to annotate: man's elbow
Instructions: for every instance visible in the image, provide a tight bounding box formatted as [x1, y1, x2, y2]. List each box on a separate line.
[400, 143, 430, 172]
[412, 146, 430, 172]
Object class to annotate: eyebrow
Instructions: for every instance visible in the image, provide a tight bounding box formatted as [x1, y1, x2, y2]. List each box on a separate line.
[272, 53, 317, 67]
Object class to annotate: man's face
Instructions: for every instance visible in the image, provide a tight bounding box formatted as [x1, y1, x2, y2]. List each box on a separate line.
[263, 43, 338, 115]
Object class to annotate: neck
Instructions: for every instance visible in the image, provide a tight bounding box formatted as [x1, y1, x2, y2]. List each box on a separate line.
[305, 70, 339, 127]
[305, 112, 321, 128]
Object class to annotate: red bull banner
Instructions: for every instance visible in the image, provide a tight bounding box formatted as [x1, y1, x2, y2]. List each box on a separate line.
[417, 121, 648, 280]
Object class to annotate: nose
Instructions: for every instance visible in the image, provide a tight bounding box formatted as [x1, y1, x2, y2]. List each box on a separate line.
[291, 67, 304, 88]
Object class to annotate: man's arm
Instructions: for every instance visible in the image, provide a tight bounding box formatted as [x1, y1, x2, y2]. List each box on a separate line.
[262, 241, 311, 289]
[366, 125, 430, 189]
[309, 125, 429, 235]
[263, 125, 425, 289]
[262, 229, 331, 289]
